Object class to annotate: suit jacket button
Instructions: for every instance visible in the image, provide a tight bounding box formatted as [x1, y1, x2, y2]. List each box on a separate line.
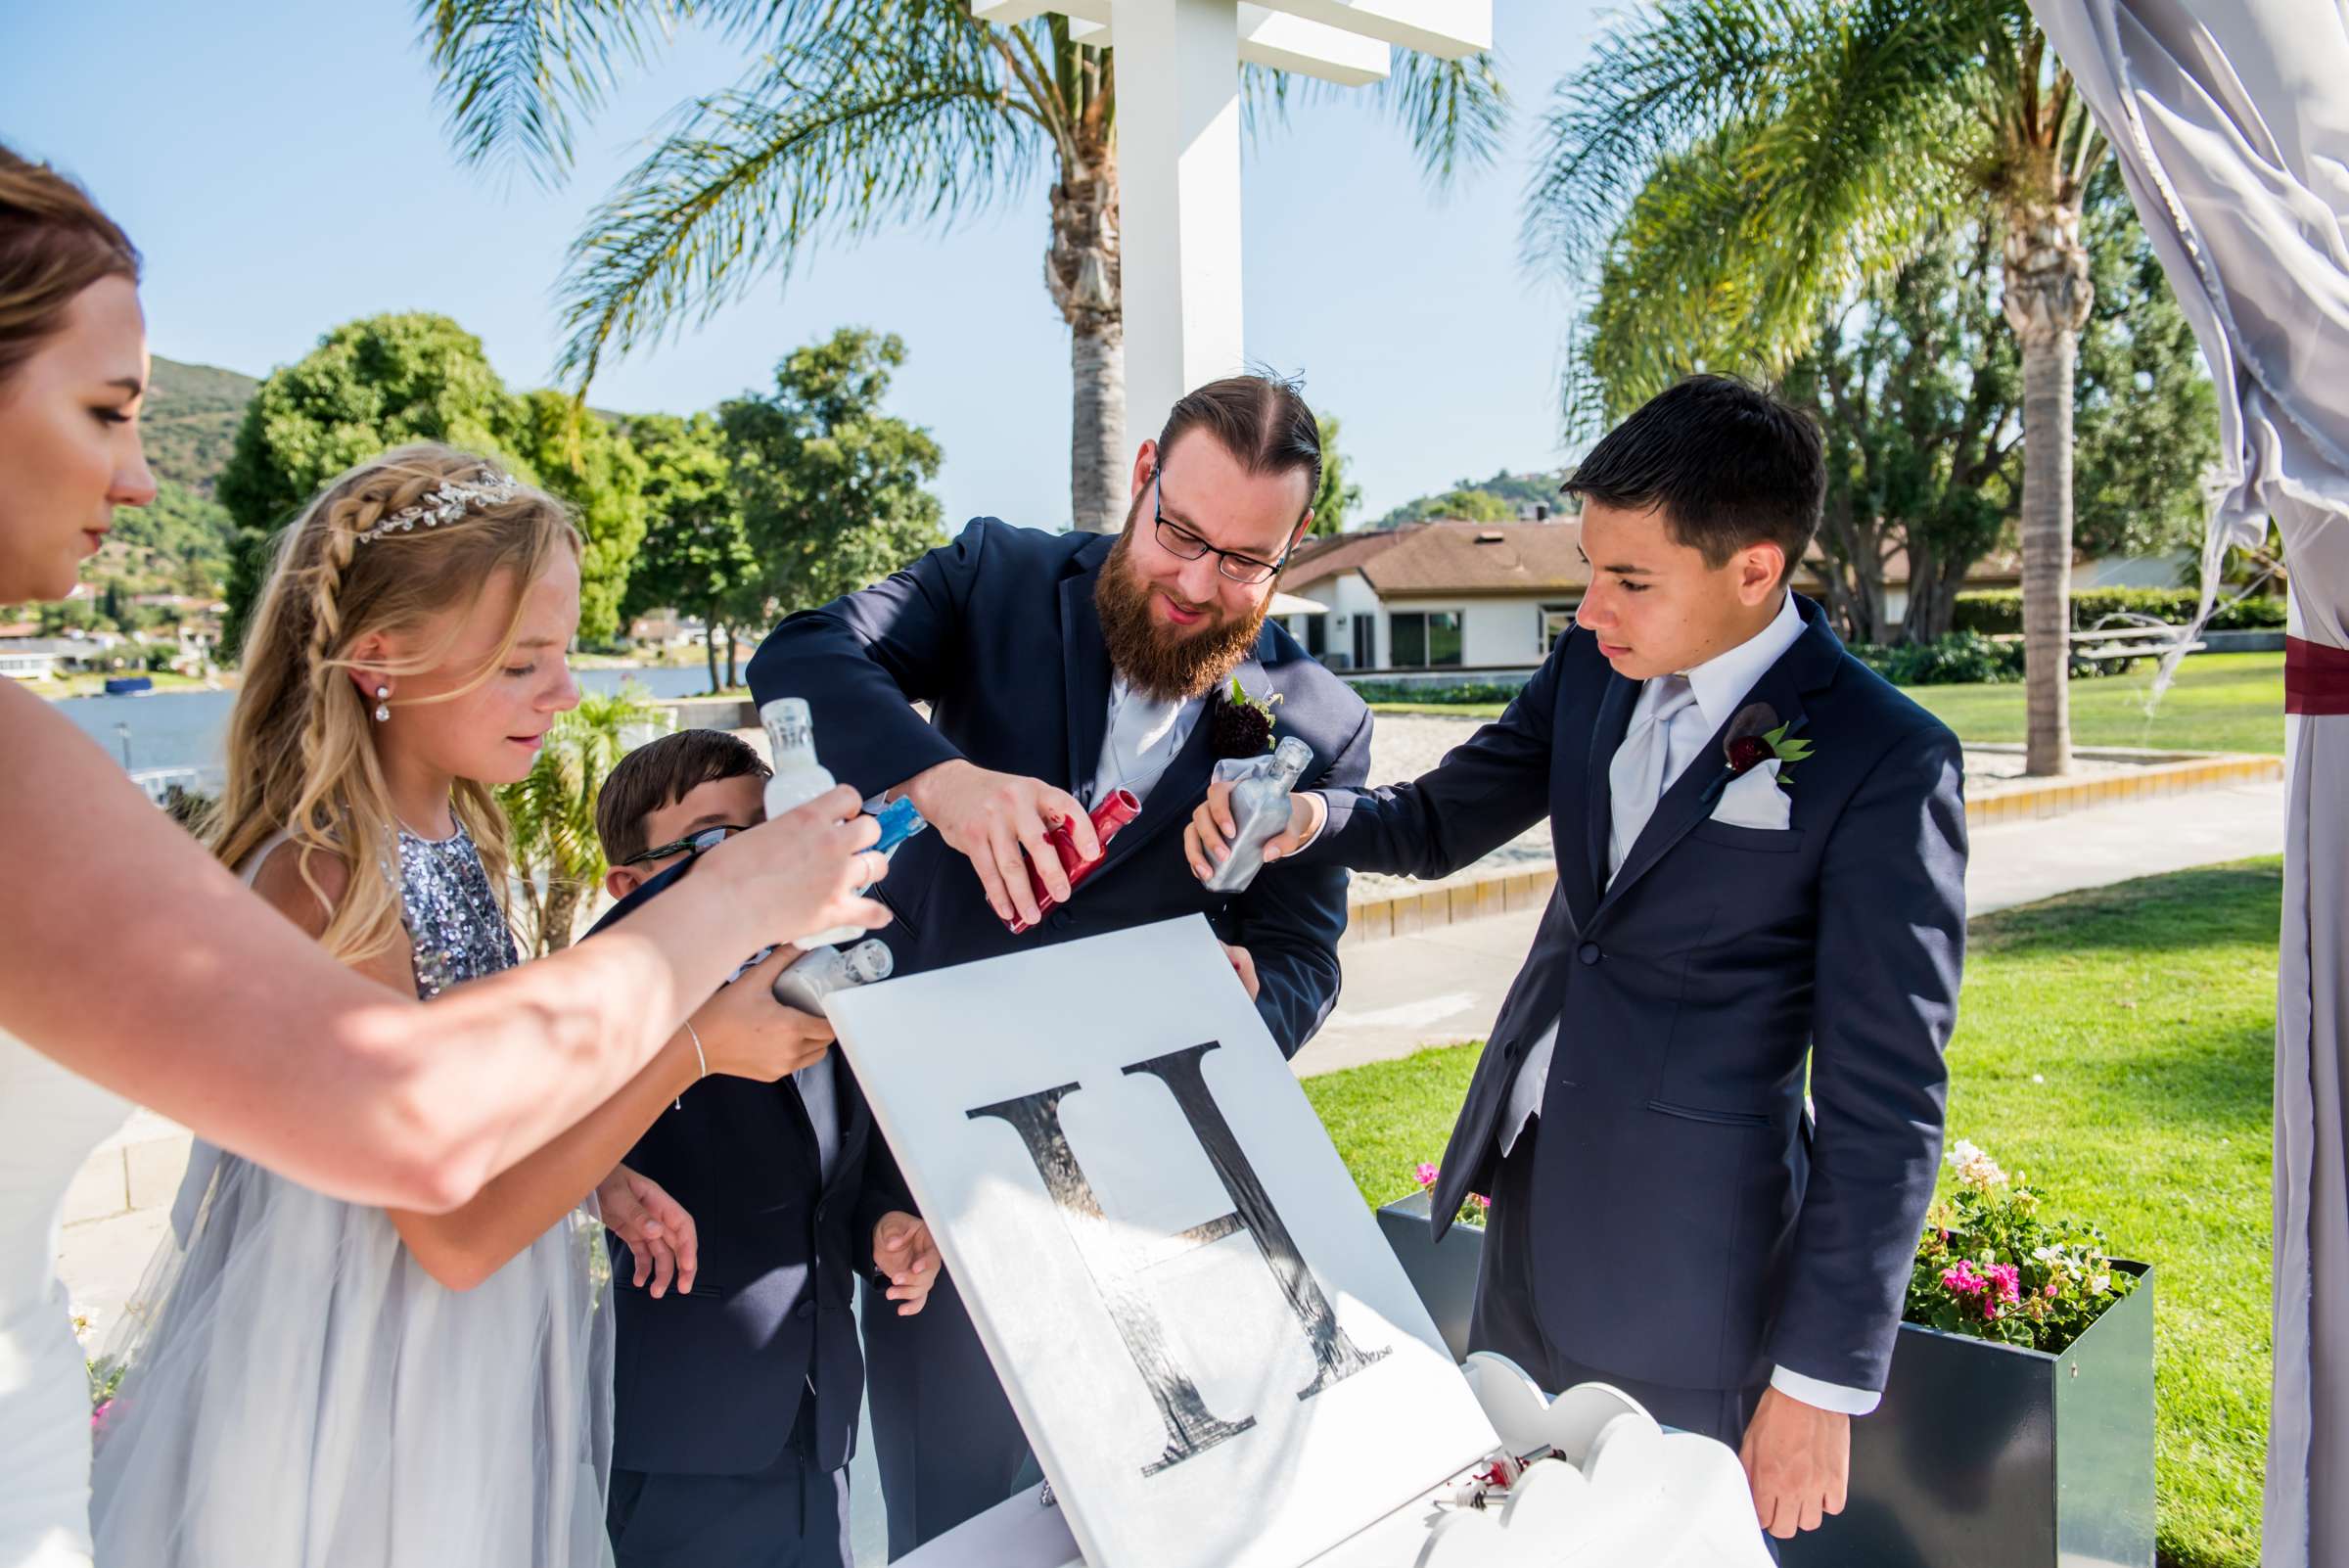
[795, 1299, 816, 1321]
[1048, 909, 1073, 931]
[1577, 942, 1601, 966]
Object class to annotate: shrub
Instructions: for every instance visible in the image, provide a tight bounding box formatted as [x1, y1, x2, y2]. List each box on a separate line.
[1346, 678, 1528, 706]
[1953, 587, 2288, 635]
[1852, 632, 2024, 686]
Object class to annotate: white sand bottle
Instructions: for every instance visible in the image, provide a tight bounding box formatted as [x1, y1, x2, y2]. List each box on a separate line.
[760, 696, 862, 948]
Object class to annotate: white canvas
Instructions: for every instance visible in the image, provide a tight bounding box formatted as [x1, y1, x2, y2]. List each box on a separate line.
[829, 915, 1499, 1568]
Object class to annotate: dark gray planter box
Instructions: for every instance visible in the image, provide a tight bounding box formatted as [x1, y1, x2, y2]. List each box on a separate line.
[1376, 1190, 1485, 1362]
[1783, 1261, 2155, 1568]
[1375, 1195, 2154, 1568]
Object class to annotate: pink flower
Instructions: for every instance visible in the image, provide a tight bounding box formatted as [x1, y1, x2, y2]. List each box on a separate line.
[91, 1399, 112, 1434]
[1412, 1162, 1440, 1188]
[1985, 1264, 2022, 1305]
[1941, 1262, 1986, 1297]
[2045, 1280, 2061, 1299]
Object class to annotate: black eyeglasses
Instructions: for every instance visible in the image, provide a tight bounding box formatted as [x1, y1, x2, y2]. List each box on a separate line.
[1152, 471, 1293, 585]
[621, 822, 748, 868]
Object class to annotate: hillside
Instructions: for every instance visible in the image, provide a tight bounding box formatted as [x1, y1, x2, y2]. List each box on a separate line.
[1372, 467, 1570, 530]
[144, 353, 259, 496]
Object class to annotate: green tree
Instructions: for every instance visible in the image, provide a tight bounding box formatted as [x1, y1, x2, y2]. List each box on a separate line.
[622, 411, 759, 689]
[1533, 1, 2113, 774]
[1309, 414, 1363, 537]
[509, 390, 651, 642]
[719, 328, 944, 622]
[1778, 170, 2212, 646]
[416, 1, 1505, 532]
[217, 313, 523, 650]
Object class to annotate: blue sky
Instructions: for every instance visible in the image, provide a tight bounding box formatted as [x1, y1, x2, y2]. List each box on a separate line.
[2, 1, 1615, 531]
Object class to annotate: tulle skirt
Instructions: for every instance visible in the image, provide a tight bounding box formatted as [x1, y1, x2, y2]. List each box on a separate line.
[89, 1150, 613, 1567]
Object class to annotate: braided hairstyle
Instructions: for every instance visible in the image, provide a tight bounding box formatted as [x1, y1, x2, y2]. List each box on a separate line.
[211, 444, 578, 964]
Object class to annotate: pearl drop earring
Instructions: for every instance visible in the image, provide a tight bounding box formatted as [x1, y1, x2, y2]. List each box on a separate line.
[374, 685, 392, 723]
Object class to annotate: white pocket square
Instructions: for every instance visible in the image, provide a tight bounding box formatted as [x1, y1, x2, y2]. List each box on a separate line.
[1710, 763, 1792, 831]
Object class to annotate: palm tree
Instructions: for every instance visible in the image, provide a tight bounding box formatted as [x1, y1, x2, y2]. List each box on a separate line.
[498, 683, 666, 953]
[1528, 0, 2103, 774]
[417, 0, 1505, 532]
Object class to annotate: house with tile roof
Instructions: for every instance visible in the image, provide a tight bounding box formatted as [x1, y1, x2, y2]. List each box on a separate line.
[1275, 519, 2182, 671]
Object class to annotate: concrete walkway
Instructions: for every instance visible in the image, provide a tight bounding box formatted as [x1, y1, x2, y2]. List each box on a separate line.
[1292, 777, 2287, 1079]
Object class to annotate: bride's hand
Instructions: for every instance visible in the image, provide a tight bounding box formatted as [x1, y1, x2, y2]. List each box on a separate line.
[691, 950, 836, 1083]
[698, 784, 892, 945]
[597, 1164, 699, 1298]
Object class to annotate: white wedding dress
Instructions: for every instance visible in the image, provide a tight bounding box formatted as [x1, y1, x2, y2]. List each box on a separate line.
[0, 1036, 130, 1568]
[87, 826, 614, 1568]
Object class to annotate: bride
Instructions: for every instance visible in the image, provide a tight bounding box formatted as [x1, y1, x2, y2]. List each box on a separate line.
[0, 147, 888, 1568]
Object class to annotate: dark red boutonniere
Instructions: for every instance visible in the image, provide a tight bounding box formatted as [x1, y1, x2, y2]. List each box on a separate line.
[1208, 675, 1283, 760]
[1714, 703, 1813, 797]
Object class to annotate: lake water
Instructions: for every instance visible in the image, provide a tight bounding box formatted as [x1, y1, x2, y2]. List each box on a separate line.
[53, 665, 729, 777]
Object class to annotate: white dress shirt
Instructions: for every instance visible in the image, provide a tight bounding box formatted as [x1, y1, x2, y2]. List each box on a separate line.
[1087, 674, 1206, 808]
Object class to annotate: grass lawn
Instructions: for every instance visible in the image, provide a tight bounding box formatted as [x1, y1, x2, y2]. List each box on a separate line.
[1365, 650, 2285, 758]
[1304, 858, 2280, 1568]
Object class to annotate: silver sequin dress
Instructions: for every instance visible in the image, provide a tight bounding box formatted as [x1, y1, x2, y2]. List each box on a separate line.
[90, 825, 616, 1568]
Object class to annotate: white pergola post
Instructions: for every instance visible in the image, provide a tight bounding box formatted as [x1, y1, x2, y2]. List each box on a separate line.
[1113, 0, 1248, 432]
[970, 0, 1490, 433]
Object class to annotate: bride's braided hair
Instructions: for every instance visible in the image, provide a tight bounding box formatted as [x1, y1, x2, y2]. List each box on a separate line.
[212, 444, 578, 963]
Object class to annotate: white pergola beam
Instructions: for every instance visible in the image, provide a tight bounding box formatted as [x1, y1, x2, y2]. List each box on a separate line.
[1259, 0, 1490, 57]
[974, 1, 1391, 85]
[1238, 7, 1389, 84]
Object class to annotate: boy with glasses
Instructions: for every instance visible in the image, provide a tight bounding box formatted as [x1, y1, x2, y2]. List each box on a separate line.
[589, 727, 937, 1568]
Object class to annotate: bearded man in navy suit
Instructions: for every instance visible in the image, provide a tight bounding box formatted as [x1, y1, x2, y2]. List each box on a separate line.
[1189, 376, 1968, 1548]
[748, 373, 1372, 1555]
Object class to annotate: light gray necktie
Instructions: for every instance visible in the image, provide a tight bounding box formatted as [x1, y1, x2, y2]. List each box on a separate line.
[1607, 674, 1699, 880]
[795, 1063, 840, 1183]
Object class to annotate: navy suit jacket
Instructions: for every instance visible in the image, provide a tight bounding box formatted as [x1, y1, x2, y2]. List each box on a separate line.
[1308, 596, 1966, 1396]
[745, 517, 1372, 1055]
[584, 867, 903, 1477]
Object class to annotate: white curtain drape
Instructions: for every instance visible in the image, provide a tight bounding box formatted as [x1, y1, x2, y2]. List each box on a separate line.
[2021, 4, 2349, 1563]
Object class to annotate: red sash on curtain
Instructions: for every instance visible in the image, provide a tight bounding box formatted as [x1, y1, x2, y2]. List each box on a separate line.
[2285, 635, 2349, 715]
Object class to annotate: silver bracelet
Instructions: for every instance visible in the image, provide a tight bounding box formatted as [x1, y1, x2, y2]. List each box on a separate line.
[674, 1020, 710, 1111]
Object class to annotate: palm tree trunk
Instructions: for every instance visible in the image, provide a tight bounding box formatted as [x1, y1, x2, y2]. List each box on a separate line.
[1048, 146, 1125, 532]
[541, 877, 582, 954]
[2004, 197, 2094, 776]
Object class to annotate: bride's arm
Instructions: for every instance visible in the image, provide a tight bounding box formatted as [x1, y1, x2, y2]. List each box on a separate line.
[382, 951, 832, 1292]
[0, 684, 884, 1214]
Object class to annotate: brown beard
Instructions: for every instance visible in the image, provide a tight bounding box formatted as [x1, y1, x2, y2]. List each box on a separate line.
[1093, 521, 1269, 703]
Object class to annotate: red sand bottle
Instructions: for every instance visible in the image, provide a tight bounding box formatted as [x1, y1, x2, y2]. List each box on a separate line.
[1005, 789, 1142, 935]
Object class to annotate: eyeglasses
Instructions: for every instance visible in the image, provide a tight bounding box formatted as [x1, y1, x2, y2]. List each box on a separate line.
[1152, 471, 1293, 586]
[621, 822, 748, 868]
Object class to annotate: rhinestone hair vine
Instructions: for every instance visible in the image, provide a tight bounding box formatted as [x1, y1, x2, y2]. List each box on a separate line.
[352, 468, 524, 545]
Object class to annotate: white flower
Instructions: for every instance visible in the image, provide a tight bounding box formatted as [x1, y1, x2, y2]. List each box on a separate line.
[2089, 1273, 2112, 1295]
[1946, 1139, 2010, 1193]
[2032, 1246, 2060, 1264]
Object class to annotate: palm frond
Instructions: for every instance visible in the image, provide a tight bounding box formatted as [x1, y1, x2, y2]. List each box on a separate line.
[1241, 48, 1506, 189]
[416, 0, 683, 184]
[551, 22, 1029, 387]
[1522, 0, 1805, 275]
[496, 684, 664, 952]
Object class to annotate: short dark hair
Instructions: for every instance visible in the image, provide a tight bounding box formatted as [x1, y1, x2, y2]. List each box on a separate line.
[1562, 375, 1824, 579]
[594, 728, 771, 867]
[1156, 372, 1322, 523]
